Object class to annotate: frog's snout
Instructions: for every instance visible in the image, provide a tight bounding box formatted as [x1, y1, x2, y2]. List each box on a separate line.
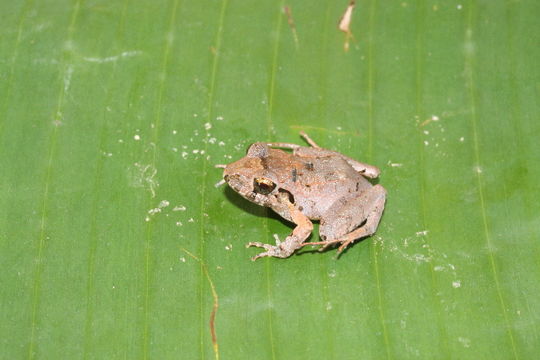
[223, 174, 245, 193]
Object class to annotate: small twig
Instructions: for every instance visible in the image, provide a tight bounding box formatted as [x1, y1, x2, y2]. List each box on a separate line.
[180, 248, 220, 360]
[338, 1, 356, 52]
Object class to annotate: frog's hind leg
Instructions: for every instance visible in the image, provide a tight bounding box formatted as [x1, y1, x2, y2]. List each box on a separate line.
[306, 185, 386, 254]
[266, 142, 301, 150]
[266, 132, 321, 150]
[299, 131, 321, 148]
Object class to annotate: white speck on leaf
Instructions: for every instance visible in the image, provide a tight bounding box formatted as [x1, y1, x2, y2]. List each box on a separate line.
[452, 280, 462, 288]
[134, 134, 141, 141]
[388, 161, 403, 168]
[458, 337, 471, 348]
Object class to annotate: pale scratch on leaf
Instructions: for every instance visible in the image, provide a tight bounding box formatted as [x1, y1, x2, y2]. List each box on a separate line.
[129, 162, 159, 198]
[181, 248, 220, 360]
[64, 64, 74, 93]
[83, 50, 142, 63]
[338, 1, 356, 52]
[283, 6, 299, 48]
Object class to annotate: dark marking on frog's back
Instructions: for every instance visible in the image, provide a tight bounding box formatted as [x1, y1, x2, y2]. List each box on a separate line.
[292, 168, 297, 182]
[304, 162, 314, 171]
[260, 156, 269, 170]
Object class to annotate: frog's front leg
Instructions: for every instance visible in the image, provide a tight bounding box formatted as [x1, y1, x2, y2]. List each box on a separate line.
[247, 193, 313, 260]
[303, 184, 386, 253]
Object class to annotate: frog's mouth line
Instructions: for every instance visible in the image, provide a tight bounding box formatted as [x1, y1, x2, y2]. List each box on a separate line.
[223, 174, 250, 194]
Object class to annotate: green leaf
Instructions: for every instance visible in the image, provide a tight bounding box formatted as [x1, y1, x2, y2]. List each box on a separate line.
[1, 0, 539, 359]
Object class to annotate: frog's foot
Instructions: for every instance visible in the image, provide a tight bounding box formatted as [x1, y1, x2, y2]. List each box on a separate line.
[246, 241, 292, 261]
[246, 233, 303, 260]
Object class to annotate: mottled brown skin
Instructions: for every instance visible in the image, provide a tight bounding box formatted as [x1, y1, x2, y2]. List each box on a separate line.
[220, 132, 386, 260]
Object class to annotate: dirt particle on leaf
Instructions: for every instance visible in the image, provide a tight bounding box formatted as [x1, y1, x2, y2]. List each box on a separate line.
[283, 6, 299, 47]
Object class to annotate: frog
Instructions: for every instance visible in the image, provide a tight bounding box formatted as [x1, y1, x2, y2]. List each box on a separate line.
[216, 132, 386, 260]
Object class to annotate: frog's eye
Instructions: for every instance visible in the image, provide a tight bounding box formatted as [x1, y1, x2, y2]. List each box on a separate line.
[253, 177, 276, 195]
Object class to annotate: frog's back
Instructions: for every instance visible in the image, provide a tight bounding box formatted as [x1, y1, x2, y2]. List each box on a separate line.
[275, 150, 371, 220]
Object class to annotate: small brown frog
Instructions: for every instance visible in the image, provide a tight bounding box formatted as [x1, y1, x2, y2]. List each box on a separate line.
[216, 132, 386, 260]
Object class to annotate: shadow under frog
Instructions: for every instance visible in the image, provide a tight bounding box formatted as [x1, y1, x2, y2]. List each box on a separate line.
[216, 132, 386, 261]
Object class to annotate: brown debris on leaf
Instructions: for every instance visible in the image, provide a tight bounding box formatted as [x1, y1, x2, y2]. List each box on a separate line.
[338, 1, 356, 52]
[283, 6, 299, 48]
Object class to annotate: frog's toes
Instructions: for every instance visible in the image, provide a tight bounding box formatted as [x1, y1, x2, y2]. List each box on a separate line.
[319, 241, 340, 252]
[246, 241, 274, 251]
[246, 242, 291, 260]
[250, 251, 272, 261]
[337, 241, 353, 253]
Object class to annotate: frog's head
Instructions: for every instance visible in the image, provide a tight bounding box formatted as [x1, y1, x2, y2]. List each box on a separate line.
[220, 143, 278, 206]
